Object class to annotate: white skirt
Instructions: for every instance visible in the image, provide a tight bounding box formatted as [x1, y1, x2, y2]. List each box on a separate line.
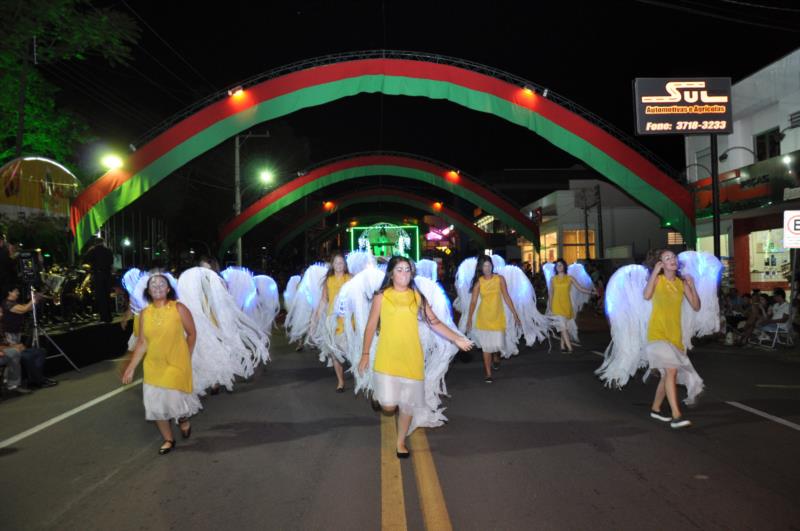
[143, 383, 203, 422]
[373, 372, 425, 415]
[471, 329, 504, 353]
[645, 341, 704, 405]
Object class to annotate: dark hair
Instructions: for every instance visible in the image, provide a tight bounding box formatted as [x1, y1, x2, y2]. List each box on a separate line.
[645, 249, 682, 279]
[554, 258, 568, 275]
[143, 274, 176, 302]
[773, 288, 786, 300]
[198, 256, 219, 273]
[377, 256, 431, 323]
[470, 255, 494, 291]
[323, 251, 349, 286]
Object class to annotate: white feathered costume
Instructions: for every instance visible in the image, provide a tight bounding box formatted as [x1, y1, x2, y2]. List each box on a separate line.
[122, 268, 145, 351]
[543, 262, 594, 343]
[337, 264, 465, 434]
[221, 267, 280, 337]
[177, 267, 270, 396]
[284, 263, 328, 346]
[454, 256, 549, 357]
[595, 251, 722, 405]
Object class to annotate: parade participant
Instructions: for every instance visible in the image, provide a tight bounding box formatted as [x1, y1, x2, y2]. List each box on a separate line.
[122, 274, 202, 454]
[357, 256, 474, 457]
[597, 250, 721, 429]
[465, 255, 521, 383]
[313, 252, 352, 392]
[544, 259, 595, 353]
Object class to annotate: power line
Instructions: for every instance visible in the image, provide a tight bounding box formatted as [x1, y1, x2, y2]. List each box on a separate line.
[718, 0, 800, 13]
[120, 0, 217, 91]
[632, 0, 800, 31]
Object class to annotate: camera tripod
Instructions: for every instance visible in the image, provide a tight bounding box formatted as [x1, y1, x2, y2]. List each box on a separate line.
[30, 286, 80, 372]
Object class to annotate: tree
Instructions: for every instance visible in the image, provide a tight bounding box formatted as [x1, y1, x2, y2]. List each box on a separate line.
[0, 0, 139, 157]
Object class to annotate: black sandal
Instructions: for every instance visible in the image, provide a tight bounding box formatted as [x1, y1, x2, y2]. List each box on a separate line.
[158, 440, 176, 455]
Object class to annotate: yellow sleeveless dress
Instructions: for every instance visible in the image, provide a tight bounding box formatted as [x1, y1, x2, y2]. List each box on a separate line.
[551, 275, 573, 319]
[326, 273, 351, 335]
[475, 275, 505, 331]
[142, 301, 193, 393]
[647, 275, 684, 353]
[372, 288, 426, 413]
[374, 288, 425, 380]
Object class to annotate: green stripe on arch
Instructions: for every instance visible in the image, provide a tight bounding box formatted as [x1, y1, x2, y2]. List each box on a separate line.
[274, 194, 489, 252]
[75, 66, 694, 249]
[218, 164, 504, 253]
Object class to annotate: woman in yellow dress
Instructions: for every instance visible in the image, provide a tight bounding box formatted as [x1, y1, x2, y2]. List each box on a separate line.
[465, 255, 521, 383]
[549, 259, 595, 353]
[122, 274, 201, 454]
[358, 257, 474, 458]
[644, 249, 700, 429]
[314, 252, 352, 392]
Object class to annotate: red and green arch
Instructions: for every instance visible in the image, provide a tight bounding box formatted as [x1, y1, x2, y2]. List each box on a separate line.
[272, 187, 490, 253]
[219, 154, 526, 254]
[70, 55, 694, 250]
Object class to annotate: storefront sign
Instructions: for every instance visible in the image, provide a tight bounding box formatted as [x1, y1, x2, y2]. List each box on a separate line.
[785, 210, 800, 248]
[634, 78, 732, 135]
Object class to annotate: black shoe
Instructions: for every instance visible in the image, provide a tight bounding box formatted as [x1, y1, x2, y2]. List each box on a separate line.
[370, 399, 382, 412]
[396, 450, 410, 459]
[335, 385, 345, 393]
[40, 378, 58, 388]
[9, 386, 32, 395]
[491, 362, 500, 371]
[158, 440, 176, 455]
[484, 376, 494, 384]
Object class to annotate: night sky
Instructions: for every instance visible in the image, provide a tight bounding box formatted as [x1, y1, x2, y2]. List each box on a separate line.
[46, 1, 800, 252]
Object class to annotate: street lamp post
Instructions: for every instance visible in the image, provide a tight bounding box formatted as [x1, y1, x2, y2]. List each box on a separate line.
[233, 131, 270, 266]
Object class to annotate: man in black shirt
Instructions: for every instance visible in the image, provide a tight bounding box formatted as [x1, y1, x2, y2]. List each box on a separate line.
[0, 233, 18, 295]
[84, 238, 114, 323]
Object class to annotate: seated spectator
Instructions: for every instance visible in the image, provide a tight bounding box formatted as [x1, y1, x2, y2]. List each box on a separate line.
[758, 288, 792, 337]
[1, 286, 57, 388]
[1, 343, 31, 395]
[736, 293, 768, 346]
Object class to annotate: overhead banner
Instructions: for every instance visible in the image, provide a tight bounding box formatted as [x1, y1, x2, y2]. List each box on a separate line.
[634, 78, 732, 135]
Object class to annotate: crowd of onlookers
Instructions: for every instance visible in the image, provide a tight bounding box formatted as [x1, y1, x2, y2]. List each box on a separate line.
[721, 287, 797, 347]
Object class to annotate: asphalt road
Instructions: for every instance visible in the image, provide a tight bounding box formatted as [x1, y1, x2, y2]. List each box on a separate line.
[2, 327, 799, 530]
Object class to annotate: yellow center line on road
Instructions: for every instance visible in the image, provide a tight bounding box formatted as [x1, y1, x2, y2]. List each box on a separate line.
[410, 428, 453, 531]
[381, 413, 408, 530]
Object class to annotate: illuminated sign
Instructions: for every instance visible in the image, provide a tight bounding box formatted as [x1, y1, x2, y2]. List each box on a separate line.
[785, 210, 800, 249]
[634, 78, 732, 135]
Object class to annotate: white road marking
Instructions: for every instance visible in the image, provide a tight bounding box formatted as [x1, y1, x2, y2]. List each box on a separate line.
[0, 379, 143, 449]
[725, 401, 800, 432]
[591, 350, 605, 358]
[755, 384, 800, 389]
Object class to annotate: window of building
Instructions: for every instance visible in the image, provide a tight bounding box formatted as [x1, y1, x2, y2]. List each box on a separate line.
[539, 232, 558, 264]
[748, 228, 789, 285]
[754, 127, 781, 162]
[695, 147, 711, 179]
[668, 231, 685, 245]
[561, 229, 595, 264]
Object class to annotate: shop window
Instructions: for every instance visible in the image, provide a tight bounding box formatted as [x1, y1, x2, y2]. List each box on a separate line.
[539, 232, 558, 263]
[748, 228, 789, 284]
[668, 231, 685, 245]
[754, 127, 781, 162]
[561, 229, 595, 264]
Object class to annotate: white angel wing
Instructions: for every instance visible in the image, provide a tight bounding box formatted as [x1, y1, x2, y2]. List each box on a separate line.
[595, 264, 651, 389]
[283, 275, 301, 312]
[490, 254, 506, 271]
[122, 268, 145, 314]
[409, 276, 460, 433]
[453, 257, 477, 331]
[221, 267, 258, 314]
[542, 262, 555, 293]
[346, 250, 376, 276]
[678, 251, 723, 349]
[499, 265, 550, 346]
[415, 259, 438, 282]
[338, 267, 386, 395]
[253, 275, 281, 334]
[284, 263, 328, 344]
[568, 263, 594, 315]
